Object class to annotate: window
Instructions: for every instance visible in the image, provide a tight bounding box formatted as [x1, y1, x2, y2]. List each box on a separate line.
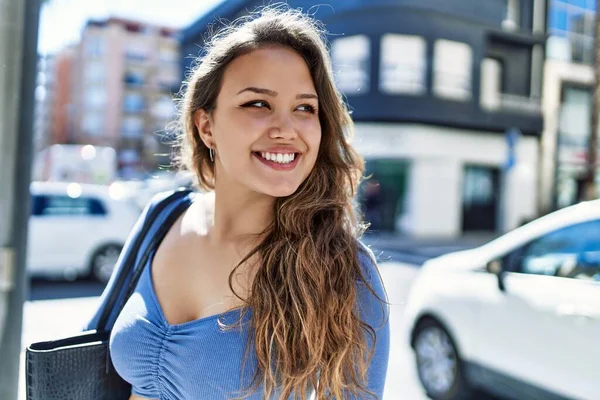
[85, 87, 107, 108]
[31, 195, 107, 217]
[510, 220, 600, 281]
[379, 34, 426, 95]
[124, 69, 145, 87]
[121, 116, 144, 138]
[124, 36, 150, 61]
[547, 1, 596, 64]
[85, 61, 105, 83]
[123, 92, 145, 113]
[85, 36, 105, 57]
[82, 111, 104, 136]
[433, 40, 472, 101]
[331, 35, 370, 95]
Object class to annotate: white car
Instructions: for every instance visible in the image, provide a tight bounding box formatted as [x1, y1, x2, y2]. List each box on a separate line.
[404, 200, 600, 400]
[27, 181, 142, 283]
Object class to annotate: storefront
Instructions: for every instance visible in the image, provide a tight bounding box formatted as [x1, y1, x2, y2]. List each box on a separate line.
[353, 123, 538, 237]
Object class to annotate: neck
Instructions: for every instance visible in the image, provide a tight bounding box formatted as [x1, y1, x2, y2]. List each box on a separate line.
[208, 182, 274, 246]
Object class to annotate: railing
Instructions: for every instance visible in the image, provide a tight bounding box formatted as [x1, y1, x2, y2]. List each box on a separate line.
[498, 93, 542, 114]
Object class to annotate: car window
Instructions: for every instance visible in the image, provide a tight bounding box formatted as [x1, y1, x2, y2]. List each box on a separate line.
[31, 195, 107, 216]
[511, 220, 600, 282]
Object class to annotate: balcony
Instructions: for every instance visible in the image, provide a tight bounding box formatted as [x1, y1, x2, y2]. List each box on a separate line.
[480, 58, 541, 115]
[498, 93, 541, 114]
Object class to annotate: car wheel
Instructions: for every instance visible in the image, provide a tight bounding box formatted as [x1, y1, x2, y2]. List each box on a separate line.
[413, 318, 473, 400]
[90, 244, 122, 284]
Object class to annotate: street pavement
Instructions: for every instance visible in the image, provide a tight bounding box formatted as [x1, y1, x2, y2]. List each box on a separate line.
[363, 231, 498, 265]
[18, 260, 428, 400]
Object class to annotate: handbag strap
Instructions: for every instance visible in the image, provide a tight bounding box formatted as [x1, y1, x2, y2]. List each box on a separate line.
[96, 189, 193, 332]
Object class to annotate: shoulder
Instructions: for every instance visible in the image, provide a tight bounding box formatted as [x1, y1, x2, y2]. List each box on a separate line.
[354, 240, 389, 327]
[355, 240, 379, 283]
[144, 187, 196, 214]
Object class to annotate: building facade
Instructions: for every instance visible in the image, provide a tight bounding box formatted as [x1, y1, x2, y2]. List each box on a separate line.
[540, 0, 596, 214]
[50, 46, 76, 146]
[72, 18, 181, 178]
[181, 0, 547, 237]
[33, 54, 54, 154]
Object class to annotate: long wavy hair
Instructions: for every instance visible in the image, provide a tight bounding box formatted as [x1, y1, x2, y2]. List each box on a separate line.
[173, 6, 386, 400]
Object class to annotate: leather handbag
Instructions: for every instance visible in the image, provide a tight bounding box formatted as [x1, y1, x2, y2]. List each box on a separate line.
[25, 189, 193, 400]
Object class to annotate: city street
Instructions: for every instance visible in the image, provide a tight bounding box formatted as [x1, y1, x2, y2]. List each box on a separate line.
[19, 261, 428, 399]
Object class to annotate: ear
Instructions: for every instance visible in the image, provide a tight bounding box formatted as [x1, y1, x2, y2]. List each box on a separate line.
[193, 108, 214, 148]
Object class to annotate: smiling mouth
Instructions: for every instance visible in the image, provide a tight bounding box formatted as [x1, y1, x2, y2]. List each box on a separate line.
[254, 151, 299, 164]
[252, 152, 301, 170]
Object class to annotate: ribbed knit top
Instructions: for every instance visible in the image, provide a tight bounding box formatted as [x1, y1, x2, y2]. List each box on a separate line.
[110, 245, 389, 400]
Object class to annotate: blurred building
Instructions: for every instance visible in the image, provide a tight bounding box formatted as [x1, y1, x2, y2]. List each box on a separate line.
[33, 54, 55, 154]
[72, 18, 181, 179]
[181, 0, 546, 238]
[50, 46, 76, 145]
[541, 0, 596, 214]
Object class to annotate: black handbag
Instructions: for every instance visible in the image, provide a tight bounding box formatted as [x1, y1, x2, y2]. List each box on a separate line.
[25, 189, 193, 400]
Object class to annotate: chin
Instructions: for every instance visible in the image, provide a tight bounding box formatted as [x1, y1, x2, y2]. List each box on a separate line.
[264, 185, 299, 198]
[253, 180, 302, 198]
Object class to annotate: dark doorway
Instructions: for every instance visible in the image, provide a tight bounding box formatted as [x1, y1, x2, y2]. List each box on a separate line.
[462, 165, 500, 232]
[359, 159, 410, 232]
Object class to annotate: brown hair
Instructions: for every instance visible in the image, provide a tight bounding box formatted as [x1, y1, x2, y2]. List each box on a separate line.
[173, 5, 386, 399]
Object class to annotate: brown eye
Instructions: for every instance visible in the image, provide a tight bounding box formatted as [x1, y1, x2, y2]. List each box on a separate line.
[241, 100, 270, 109]
[297, 104, 317, 114]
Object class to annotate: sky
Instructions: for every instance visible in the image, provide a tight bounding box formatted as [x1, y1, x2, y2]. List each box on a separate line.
[38, 0, 226, 55]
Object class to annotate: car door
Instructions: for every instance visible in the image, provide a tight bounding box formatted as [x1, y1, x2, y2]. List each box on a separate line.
[27, 194, 107, 275]
[476, 221, 600, 399]
[27, 194, 61, 272]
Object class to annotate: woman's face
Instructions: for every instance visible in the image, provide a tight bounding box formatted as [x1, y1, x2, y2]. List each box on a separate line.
[196, 46, 322, 198]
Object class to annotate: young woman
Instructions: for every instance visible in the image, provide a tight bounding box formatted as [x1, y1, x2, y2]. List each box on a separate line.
[109, 6, 389, 400]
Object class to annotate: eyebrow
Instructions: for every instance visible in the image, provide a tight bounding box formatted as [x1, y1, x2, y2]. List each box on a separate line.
[236, 87, 318, 100]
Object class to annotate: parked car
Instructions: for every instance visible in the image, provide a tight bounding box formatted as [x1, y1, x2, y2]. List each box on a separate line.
[27, 181, 142, 283]
[404, 200, 600, 400]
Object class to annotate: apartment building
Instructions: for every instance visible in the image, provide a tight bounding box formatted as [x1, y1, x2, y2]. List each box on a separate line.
[73, 18, 181, 178]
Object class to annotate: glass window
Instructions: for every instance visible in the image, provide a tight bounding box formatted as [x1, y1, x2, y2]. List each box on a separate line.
[514, 220, 600, 281]
[568, 0, 587, 8]
[123, 92, 145, 113]
[379, 34, 426, 95]
[85, 87, 107, 108]
[433, 40, 472, 101]
[31, 195, 107, 217]
[85, 36, 105, 57]
[82, 111, 104, 137]
[84, 61, 105, 83]
[151, 95, 175, 120]
[121, 116, 144, 138]
[549, 4, 568, 31]
[331, 35, 370, 95]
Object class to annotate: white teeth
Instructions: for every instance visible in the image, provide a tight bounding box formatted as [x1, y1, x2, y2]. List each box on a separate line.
[258, 152, 296, 164]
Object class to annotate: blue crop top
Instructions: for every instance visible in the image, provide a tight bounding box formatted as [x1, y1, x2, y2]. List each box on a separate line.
[109, 203, 390, 400]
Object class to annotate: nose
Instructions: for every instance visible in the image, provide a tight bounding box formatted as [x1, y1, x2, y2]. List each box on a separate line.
[269, 112, 298, 140]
